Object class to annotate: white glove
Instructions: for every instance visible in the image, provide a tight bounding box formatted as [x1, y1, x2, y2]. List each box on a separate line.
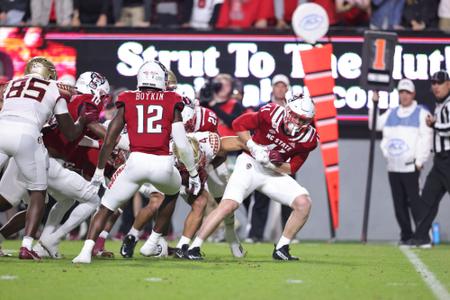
[91, 168, 105, 190]
[247, 139, 269, 164]
[187, 171, 202, 197]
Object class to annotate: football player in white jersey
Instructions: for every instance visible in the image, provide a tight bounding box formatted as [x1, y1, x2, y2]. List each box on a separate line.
[0, 57, 91, 260]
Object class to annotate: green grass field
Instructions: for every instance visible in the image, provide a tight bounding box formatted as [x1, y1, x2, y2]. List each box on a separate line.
[0, 241, 448, 300]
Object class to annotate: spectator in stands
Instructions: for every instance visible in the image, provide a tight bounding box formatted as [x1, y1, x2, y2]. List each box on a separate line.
[0, 0, 29, 25]
[369, 80, 432, 245]
[151, 0, 192, 27]
[30, 0, 72, 26]
[115, 0, 149, 27]
[189, 0, 223, 29]
[199, 73, 246, 136]
[335, 0, 370, 26]
[403, 0, 439, 31]
[371, 0, 405, 30]
[216, 0, 273, 29]
[247, 74, 294, 243]
[439, 0, 450, 32]
[310, 0, 339, 25]
[72, 0, 110, 26]
[273, 0, 298, 29]
[411, 70, 450, 248]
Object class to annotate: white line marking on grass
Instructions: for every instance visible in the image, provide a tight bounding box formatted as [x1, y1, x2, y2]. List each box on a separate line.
[286, 279, 303, 284]
[144, 277, 163, 282]
[0, 275, 17, 280]
[400, 247, 450, 300]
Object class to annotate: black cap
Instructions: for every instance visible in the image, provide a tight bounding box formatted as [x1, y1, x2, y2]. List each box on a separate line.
[431, 70, 450, 84]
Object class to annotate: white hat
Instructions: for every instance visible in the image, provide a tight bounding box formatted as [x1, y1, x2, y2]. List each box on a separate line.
[272, 74, 290, 87]
[398, 79, 415, 93]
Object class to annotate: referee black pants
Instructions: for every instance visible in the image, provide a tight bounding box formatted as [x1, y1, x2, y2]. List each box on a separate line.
[414, 154, 450, 241]
[388, 171, 421, 242]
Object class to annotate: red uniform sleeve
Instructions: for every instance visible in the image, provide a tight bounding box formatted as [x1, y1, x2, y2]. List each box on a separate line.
[116, 91, 128, 108]
[289, 135, 318, 174]
[202, 109, 219, 132]
[289, 152, 309, 174]
[232, 111, 260, 132]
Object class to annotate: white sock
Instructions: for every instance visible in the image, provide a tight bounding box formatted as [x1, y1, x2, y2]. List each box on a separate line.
[176, 236, 191, 248]
[276, 236, 291, 250]
[80, 240, 95, 256]
[22, 236, 33, 250]
[41, 199, 75, 240]
[0, 233, 5, 243]
[148, 230, 162, 244]
[128, 227, 140, 239]
[48, 200, 98, 243]
[189, 237, 204, 249]
[99, 231, 109, 239]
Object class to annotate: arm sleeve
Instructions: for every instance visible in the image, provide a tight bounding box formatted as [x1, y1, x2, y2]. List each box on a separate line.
[368, 106, 389, 131]
[232, 111, 259, 132]
[54, 98, 69, 115]
[415, 109, 433, 167]
[172, 121, 197, 174]
[434, 104, 450, 135]
[289, 152, 310, 174]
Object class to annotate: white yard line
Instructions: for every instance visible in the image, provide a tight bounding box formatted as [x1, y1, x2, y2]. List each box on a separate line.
[400, 247, 450, 300]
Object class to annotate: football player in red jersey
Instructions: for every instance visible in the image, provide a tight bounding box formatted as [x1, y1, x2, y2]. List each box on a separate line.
[186, 95, 318, 261]
[73, 60, 200, 264]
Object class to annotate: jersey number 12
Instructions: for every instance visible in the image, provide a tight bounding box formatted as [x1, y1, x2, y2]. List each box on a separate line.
[136, 104, 163, 133]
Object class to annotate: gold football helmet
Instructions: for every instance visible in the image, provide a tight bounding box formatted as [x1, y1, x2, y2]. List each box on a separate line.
[166, 70, 177, 91]
[24, 56, 57, 80]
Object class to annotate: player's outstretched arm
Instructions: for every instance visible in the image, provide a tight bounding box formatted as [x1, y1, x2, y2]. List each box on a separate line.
[56, 113, 86, 141]
[217, 136, 246, 156]
[97, 107, 125, 170]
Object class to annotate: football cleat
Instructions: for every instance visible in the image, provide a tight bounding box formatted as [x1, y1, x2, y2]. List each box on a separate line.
[229, 242, 246, 258]
[19, 247, 41, 261]
[272, 245, 299, 261]
[38, 240, 61, 259]
[32, 243, 50, 258]
[120, 235, 138, 258]
[0, 246, 12, 257]
[174, 244, 189, 259]
[185, 247, 203, 261]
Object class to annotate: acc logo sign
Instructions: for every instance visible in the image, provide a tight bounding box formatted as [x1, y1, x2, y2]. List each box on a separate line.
[387, 138, 409, 157]
[292, 3, 329, 44]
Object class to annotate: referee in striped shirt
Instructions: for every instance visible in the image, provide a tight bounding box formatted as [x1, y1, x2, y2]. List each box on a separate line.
[411, 70, 450, 248]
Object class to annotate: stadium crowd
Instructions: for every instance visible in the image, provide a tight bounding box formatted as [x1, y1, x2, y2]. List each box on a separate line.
[0, 0, 448, 32]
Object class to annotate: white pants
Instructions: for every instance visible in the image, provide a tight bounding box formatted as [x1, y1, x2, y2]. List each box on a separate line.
[222, 153, 309, 206]
[0, 157, 98, 207]
[102, 152, 181, 211]
[0, 120, 48, 191]
[206, 163, 229, 199]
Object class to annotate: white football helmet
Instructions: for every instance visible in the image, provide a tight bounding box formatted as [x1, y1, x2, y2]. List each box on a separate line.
[181, 96, 196, 132]
[283, 94, 315, 136]
[75, 71, 110, 96]
[137, 60, 167, 90]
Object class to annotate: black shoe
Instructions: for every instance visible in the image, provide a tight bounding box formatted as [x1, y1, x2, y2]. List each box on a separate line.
[174, 244, 189, 259]
[400, 238, 432, 249]
[272, 245, 299, 261]
[120, 235, 138, 258]
[185, 247, 203, 260]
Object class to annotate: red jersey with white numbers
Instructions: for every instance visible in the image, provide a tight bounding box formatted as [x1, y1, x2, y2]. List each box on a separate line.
[232, 103, 318, 174]
[116, 90, 183, 155]
[193, 106, 218, 133]
[43, 93, 103, 159]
